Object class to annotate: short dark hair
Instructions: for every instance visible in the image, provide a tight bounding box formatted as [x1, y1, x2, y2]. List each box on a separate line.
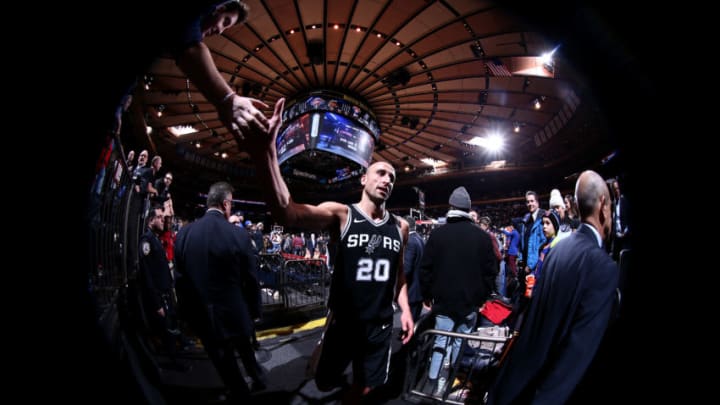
[224, 0, 250, 25]
[147, 204, 164, 220]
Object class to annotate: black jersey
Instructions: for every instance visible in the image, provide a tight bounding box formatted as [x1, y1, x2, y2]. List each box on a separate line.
[328, 204, 404, 321]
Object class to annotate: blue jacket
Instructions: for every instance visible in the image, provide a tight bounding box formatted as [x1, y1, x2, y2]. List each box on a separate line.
[520, 210, 546, 271]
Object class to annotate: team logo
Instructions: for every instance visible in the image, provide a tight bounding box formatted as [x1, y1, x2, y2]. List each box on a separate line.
[365, 234, 381, 254]
[142, 241, 151, 256]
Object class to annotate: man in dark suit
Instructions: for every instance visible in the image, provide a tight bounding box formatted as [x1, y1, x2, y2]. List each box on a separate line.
[487, 170, 619, 405]
[403, 216, 425, 322]
[610, 178, 630, 261]
[174, 181, 266, 402]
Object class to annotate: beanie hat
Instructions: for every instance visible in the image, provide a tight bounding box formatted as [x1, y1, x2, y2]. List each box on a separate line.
[449, 186, 472, 210]
[544, 210, 560, 234]
[549, 189, 565, 209]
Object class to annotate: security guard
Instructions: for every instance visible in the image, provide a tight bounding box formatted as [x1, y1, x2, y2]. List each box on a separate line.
[139, 204, 188, 371]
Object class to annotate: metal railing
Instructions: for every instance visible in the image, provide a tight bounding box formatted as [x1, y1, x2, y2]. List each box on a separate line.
[258, 254, 329, 309]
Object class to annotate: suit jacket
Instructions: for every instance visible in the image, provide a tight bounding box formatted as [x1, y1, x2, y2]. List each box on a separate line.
[403, 231, 424, 305]
[174, 210, 260, 341]
[487, 224, 618, 405]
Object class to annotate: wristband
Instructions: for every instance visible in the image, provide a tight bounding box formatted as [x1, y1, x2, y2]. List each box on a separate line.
[221, 91, 235, 104]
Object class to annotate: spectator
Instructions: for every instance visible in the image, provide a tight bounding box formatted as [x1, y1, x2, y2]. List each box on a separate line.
[610, 178, 630, 261]
[517, 191, 546, 305]
[420, 186, 497, 396]
[549, 188, 572, 241]
[500, 221, 520, 298]
[98, 0, 270, 142]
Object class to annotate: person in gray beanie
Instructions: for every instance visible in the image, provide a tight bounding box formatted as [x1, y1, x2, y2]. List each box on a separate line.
[420, 186, 498, 396]
[448, 186, 472, 211]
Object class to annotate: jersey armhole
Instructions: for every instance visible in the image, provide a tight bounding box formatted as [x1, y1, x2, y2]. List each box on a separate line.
[340, 205, 352, 239]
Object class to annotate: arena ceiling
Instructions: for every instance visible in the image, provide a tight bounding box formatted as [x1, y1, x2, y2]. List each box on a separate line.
[131, 0, 629, 210]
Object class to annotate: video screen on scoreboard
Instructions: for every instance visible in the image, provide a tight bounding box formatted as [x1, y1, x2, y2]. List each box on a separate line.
[315, 112, 375, 168]
[282, 92, 380, 139]
[277, 113, 312, 164]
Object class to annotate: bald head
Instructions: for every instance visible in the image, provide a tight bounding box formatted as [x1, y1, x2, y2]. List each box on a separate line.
[575, 171, 610, 219]
[575, 170, 613, 240]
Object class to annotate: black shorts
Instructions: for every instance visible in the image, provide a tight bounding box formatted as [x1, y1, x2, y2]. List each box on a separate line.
[315, 315, 393, 390]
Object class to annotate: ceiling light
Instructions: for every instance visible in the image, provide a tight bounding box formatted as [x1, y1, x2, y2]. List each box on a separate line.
[421, 158, 446, 167]
[168, 125, 198, 137]
[143, 74, 154, 90]
[466, 135, 504, 152]
[487, 160, 506, 169]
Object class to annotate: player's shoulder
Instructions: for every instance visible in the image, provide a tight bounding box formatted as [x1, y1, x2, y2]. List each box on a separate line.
[318, 201, 348, 212]
[393, 214, 409, 228]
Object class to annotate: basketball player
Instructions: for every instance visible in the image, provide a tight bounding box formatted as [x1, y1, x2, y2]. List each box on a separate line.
[241, 98, 414, 403]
